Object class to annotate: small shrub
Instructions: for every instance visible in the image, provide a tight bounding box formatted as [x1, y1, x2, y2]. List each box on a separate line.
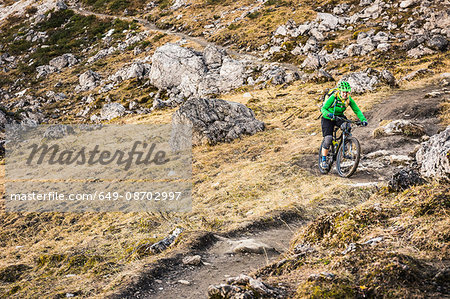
[247, 11, 261, 19]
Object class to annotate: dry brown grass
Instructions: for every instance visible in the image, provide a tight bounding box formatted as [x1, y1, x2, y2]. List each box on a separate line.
[255, 183, 449, 298]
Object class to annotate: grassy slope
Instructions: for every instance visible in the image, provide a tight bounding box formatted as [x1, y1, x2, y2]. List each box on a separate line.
[256, 183, 449, 298]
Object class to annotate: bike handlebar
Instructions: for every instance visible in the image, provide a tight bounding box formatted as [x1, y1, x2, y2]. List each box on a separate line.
[333, 115, 363, 126]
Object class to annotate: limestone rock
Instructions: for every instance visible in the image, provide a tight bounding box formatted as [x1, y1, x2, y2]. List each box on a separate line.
[100, 102, 126, 120]
[218, 58, 245, 92]
[150, 43, 206, 98]
[407, 45, 435, 59]
[388, 168, 424, 191]
[77, 70, 101, 92]
[48, 54, 78, 70]
[43, 125, 75, 139]
[341, 71, 378, 94]
[36, 65, 58, 78]
[301, 53, 328, 70]
[373, 120, 426, 138]
[171, 98, 264, 146]
[426, 35, 448, 51]
[110, 61, 151, 82]
[416, 127, 450, 179]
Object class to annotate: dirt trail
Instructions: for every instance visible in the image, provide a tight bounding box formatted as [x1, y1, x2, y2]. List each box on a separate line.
[138, 223, 301, 299]
[69, 6, 300, 72]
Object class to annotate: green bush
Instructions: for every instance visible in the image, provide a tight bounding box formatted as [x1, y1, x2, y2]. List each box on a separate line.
[247, 11, 261, 19]
[8, 40, 32, 55]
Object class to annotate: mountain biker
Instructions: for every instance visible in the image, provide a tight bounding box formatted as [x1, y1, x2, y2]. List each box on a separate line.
[320, 81, 368, 169]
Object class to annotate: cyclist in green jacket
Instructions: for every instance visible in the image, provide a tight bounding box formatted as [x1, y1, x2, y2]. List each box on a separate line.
[320, 81, 368, 169]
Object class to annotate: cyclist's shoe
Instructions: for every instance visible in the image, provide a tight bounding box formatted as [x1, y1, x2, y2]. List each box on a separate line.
[320, 160, 329, 169]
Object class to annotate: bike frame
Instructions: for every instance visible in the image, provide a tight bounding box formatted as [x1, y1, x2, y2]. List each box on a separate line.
[331, 117, 354, 160]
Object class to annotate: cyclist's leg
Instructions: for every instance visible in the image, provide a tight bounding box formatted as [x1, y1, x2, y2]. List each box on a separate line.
[321, 117, 334, 157]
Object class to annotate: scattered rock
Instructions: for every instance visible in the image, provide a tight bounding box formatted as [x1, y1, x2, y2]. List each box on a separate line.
[380, 69, 397, 87]
[48, 54, 78, 70]
[416, 126, 450, 180]
[407, 45, 435, 59]
[208, 274, 285, 299]
[389, 154, 413, 165]
[399, 0, 418, 8]
[363, 237, 384, 245]
[110, 61, 151, 82]
[341, 71, 378, 93]
[388, 168, 425, 191]
[171, 98, 265, 146]
[301, 53, 328, 70]
[341, 242, 359, 254]
[401, 68, 433, 81]
[373, 120, 426, 138]
[229, 238, 274, 254]
[55, 0, 68, 11]
[43, 125, 75, 139]
[402, 38, 419, 51]
[149, 228, 184, 254]
[182, 255, 202, 266]
[366, 150, 390, 159]
[308, 69, 334, 83]
[426, 35, 448, 51]
[293, 244, 316, 255]
[36, 65, 58, 79]
[100, 102, 126, 120]
[77, 70, 101, 92]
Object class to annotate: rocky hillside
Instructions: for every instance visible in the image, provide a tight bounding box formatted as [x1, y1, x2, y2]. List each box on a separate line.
[0, 0, 448, 297]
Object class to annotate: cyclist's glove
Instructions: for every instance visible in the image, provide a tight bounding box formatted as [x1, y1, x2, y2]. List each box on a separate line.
[327, 113, 334, 119]
[362, 121, 368, 127]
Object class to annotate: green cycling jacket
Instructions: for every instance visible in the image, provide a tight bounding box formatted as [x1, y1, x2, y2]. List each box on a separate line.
[321, 93, 367, 122]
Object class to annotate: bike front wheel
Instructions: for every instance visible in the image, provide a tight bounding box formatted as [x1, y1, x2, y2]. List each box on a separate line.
[336, 137, 360, 178]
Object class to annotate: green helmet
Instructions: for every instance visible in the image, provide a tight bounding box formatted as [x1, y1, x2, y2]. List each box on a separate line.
[338, 81, 351, 92]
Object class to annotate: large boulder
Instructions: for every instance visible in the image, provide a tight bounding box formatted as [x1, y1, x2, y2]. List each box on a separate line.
[150, 43, 206, 98]
[172, 98, 264, 146]
[416, 127, 450, 180]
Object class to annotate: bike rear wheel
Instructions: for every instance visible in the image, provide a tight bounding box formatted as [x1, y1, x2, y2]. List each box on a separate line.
[336, 137, 360, 178]
[318, 140, 335, 174]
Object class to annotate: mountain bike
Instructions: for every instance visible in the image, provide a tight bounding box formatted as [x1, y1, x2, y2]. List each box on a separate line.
[318, 116, 362, 178]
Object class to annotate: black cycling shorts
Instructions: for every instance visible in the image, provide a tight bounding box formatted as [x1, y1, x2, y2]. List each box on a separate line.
[321, 116, 347, 137]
